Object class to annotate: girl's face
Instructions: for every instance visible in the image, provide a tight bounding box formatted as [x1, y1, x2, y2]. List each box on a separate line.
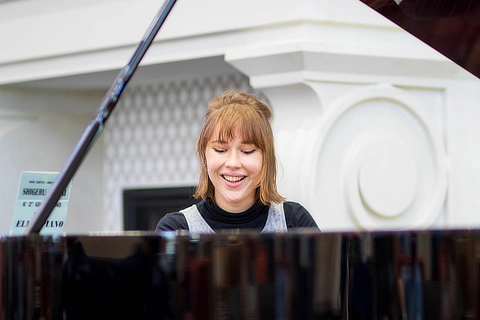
[205, 128, 263, 213]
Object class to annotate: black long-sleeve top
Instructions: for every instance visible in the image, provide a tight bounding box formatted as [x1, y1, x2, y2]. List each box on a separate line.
[155, 199, 319, 233]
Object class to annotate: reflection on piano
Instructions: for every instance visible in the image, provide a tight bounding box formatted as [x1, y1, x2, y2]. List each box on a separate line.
[1, 230, 479, 319]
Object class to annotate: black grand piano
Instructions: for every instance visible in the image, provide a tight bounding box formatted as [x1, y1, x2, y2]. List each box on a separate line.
[3, 1, 480, 319]
[2, 229, 480, 319]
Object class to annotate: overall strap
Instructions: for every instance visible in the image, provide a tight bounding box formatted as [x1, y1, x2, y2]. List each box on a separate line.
[181, 202, 288, 234]
[180, 204, 215, 234]
[262, 202, 288, 233]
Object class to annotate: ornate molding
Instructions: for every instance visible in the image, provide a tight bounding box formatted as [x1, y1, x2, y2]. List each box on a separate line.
[309, 85, 447, 230]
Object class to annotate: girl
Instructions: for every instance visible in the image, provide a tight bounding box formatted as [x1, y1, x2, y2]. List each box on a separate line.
[156, 90, 318, 233]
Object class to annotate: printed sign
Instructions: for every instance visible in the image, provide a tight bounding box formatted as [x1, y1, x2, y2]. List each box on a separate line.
[11, 171, 71, 235]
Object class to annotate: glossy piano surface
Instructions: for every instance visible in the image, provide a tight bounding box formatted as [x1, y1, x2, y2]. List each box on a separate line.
[1, 230, 479, 319]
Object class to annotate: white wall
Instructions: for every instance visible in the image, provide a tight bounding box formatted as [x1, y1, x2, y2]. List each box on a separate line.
[0, 0, 396, 85]
[445, 81, 480, 228]
[0, 88, 105, 234]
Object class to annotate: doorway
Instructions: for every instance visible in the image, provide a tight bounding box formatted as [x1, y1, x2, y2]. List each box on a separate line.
[123, 186, 197, 231]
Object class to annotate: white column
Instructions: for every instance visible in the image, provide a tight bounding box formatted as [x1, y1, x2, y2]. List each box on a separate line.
[226, 47, 460, 231]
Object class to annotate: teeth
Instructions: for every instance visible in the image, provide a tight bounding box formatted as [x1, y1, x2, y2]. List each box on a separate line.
[223, 175, 244, 182]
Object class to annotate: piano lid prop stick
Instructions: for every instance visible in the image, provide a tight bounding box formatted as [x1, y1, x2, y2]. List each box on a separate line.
[24, 0, 177, 235]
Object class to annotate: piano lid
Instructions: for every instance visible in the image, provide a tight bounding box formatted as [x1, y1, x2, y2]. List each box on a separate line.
[360, 0, 480, 79]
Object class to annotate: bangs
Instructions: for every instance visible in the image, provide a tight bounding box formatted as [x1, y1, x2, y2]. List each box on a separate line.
[211, 104, 266, 149]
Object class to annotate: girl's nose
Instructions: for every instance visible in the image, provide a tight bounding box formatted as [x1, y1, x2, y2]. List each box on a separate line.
[225, 151, 240, 168]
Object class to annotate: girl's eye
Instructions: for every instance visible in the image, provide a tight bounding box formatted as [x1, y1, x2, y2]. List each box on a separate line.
[213, 148, 225, 153]
[243, 150, 255, 155]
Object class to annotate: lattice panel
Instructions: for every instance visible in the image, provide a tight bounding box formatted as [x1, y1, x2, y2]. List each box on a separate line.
[103, 73, 263, 231]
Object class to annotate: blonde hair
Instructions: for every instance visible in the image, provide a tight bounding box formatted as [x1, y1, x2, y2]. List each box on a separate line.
[194, 90, 285, 205]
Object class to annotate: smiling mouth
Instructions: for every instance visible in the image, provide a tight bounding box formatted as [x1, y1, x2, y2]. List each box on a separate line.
[222, 175, 245, 183]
